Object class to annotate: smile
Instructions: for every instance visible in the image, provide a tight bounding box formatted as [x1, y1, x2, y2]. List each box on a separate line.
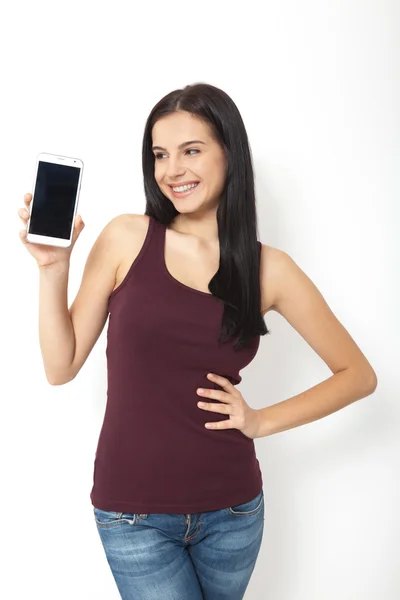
[170, 182, 199, 198]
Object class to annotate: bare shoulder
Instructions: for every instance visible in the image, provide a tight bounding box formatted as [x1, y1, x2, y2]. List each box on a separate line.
[101, 213, 150, 256]
[259, 243, 286, 315]
[260, 243, 312, 314]
[105, 212, 149, 238]
[106, 213, 151, 291]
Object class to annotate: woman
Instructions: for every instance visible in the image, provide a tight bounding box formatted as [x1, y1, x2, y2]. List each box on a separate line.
[19, 83, 377, 600]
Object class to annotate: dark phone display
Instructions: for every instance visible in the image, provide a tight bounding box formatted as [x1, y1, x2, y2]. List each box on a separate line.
[28, 161, 80, 239]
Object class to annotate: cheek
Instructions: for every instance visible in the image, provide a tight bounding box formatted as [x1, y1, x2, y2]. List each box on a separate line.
[213, 168, 226, 191]
[154, 164, 163, 184]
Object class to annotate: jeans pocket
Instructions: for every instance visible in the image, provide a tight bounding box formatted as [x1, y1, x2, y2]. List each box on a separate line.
[225, 489, 264, 516]
[93, 507, 136, 528]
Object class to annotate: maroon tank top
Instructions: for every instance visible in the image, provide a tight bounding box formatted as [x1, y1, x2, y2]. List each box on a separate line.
[90, 215, 263, 514]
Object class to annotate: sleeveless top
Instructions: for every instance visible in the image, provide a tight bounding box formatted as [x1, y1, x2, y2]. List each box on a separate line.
[90, 215, 263, 514]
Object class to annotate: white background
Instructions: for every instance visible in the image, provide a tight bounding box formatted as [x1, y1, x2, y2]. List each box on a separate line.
[1, 0, 398, 598]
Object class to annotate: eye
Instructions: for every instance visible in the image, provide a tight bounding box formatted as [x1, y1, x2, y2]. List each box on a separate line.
[154, 149, 200, 160]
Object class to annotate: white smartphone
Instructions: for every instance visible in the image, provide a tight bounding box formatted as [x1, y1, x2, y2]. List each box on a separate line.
[26, 152, 84, 247]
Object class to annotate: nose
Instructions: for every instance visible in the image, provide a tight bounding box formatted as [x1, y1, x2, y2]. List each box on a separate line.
[165, 154, 186, 179]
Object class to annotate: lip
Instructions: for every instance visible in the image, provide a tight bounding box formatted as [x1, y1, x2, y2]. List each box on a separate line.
[168, 181, 199, 188]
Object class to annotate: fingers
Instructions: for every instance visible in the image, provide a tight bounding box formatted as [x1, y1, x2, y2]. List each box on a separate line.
[18, 206, 30, 225]
[18, 194, 32, 225]
[19, 228, 28, 244]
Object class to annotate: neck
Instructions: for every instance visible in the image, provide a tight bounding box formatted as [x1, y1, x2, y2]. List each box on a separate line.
[169, 212, 219, 246]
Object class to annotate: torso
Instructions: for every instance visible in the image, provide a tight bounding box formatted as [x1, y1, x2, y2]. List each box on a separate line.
[113, 214, 277, 315]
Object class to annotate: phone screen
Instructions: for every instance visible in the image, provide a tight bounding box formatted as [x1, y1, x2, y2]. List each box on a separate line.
[28, 160, 81, 239]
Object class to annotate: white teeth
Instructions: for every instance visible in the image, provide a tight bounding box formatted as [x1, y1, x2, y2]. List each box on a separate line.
[172, 182, 198, 192]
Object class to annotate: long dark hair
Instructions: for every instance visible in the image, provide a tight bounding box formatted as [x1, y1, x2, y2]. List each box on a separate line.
[142, 82, 270, 351]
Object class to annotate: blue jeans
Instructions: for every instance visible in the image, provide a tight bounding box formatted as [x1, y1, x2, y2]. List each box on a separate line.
[93, 488, 265, 600]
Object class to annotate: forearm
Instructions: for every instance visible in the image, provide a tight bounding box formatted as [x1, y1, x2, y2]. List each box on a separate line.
[255, 367, 377, 438]
[38, 262, 76, 384]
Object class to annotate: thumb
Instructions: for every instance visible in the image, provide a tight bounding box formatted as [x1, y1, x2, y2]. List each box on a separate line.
[75, 214, 85, 228]
[71, 214, 85, 244]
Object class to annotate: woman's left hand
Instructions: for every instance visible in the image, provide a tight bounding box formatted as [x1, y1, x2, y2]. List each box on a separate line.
[196, 373, 260, 439]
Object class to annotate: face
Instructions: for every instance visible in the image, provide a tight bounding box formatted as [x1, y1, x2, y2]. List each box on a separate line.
[152, 111, 227, 216]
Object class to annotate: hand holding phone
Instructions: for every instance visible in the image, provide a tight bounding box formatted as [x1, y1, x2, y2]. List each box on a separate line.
[19, 152, 85, 266]
[18, 193, 85, 268]
[26, 152, 84, 247]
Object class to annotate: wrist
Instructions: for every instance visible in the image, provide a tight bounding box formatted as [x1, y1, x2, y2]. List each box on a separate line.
[38, 260, 70, 278]
[254, 407, 271, 439]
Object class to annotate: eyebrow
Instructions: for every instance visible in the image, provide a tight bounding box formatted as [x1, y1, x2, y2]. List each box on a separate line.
[151, 140, 206, 152]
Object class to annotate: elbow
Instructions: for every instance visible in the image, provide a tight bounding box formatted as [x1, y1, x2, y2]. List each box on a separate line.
[47, 378, 70, 386]
[369, 372, 378, 393]
[346, 364, 378, 397]
[364, 369, 378, 395]
[354, 359, 378, 395]
[46, 368, 77, 386]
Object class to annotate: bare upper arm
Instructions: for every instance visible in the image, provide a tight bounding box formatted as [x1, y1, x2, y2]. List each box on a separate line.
[261, 247, 377, 386]
[260, 243, 280, 315]
[68, 213, 143, 378]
